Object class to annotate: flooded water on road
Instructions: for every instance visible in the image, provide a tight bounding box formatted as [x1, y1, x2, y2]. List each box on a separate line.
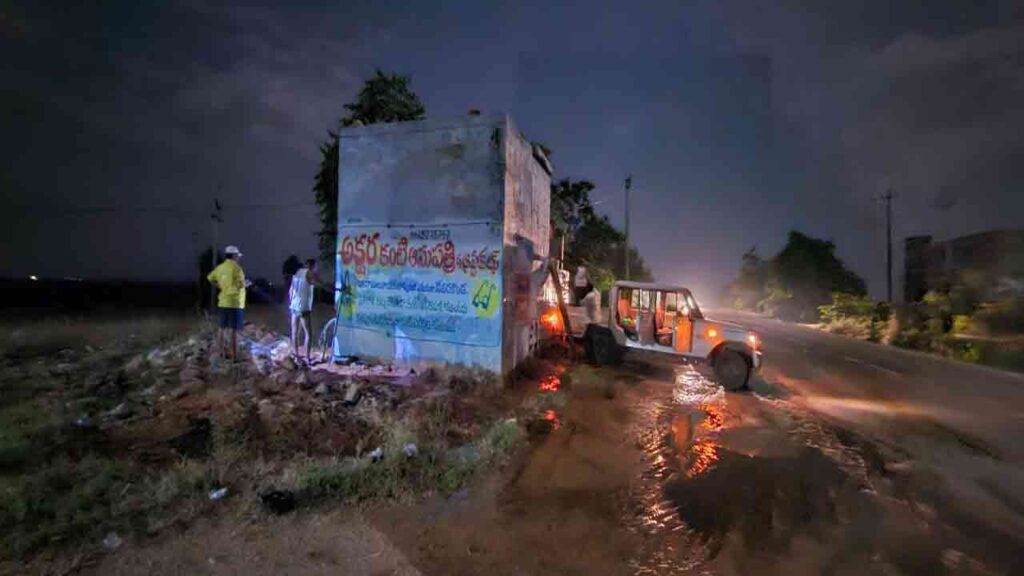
[621, 363, 1016, 575]
[373, 360, 1019, 575]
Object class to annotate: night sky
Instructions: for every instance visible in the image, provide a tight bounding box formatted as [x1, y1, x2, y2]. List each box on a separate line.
[2, 1, 1023, 302]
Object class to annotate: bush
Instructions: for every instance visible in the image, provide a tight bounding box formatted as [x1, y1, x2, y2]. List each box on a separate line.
[974, 298, 1024, 335]
[818, 293, 877, 323]
[823, 316, 874, 340]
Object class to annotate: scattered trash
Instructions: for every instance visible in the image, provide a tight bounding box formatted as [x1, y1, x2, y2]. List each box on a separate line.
[370, 447, 384, 462]
[105, 402, 132, 420]
[102, 531, 123, 551]
[259, 489, 296, 515]
[74, 415, 92, 428]
[403, 442, 418, 458]
[208, 487, 229, 501]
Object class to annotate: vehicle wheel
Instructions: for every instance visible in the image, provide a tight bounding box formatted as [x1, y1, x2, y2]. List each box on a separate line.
[714, 349, 749, 391]
[585, 326, 621, 365]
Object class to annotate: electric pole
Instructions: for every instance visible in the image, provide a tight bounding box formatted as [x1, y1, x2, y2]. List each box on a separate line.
[624, 175, 632, 280]
[884, 189, 892, 305]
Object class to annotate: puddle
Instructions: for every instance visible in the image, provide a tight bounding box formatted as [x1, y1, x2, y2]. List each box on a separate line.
[625, 365, 870, 571]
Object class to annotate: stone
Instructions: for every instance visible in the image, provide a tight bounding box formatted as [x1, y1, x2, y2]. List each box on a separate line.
[314, 382, 330, 396]
[106, 402, 133, 420]
[342, 382, 362, 406]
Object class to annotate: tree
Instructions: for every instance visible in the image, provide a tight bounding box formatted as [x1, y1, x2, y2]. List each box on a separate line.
[314, 70, 426, 261]
[728, 247, 769, 310]
[728, 230, 866, 321]
[551, 178, 653, 289]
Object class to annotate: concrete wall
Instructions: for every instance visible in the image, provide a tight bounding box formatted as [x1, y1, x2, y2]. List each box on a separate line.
[904, 230, 1024, 302]
[501, 118, 552, 372]
[334, 115, 550, 374]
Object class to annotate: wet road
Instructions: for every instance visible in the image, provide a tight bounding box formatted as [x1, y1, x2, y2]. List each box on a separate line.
[378, 313, 1024, 575]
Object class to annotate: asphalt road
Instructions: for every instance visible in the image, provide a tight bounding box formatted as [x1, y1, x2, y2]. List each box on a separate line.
[706, 308, 1024, 573]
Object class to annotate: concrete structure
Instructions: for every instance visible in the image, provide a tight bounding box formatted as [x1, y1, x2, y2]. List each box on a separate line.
[904, 230, 1024, 302]
[333, 114, 552, 374]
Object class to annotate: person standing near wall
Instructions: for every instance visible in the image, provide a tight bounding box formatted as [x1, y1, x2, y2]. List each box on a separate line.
[207, 245, 248, 361]
[289, 258, 329, 363]
[574, 265, 592, 304]
[281, 254, 302, 303]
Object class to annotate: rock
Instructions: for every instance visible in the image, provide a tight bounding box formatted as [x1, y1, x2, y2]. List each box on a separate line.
[124, 355, 145, 374]
[314, 382, 329, 396]
[170, 386, 189, 400]
[105, 402, 133, 420]
[281, 357, 297, 371]
[342, 382, 362, 406]
[102, 531, 123, 551]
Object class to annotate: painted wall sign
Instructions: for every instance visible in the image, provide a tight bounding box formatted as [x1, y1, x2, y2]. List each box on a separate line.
[336, 223, 503, 347]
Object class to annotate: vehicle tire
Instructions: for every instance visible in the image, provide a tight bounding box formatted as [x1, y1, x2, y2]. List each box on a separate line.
[714, 349, 749, 391]
[584, 325, 622, 365]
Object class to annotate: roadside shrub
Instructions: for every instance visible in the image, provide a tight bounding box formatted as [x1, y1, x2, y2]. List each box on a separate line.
[974, 297, 1024, 335]
[818, 293, 876, 323]
[823, 316, 873, 340]
[818, 293, 889, 341]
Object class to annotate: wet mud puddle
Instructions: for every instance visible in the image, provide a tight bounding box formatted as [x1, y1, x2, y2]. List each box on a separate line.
[623, 366, 1012, 575]
[622, 364, 905, 569]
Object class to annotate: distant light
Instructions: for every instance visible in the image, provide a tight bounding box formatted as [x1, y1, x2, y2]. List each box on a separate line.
[29, 275, 38, 281]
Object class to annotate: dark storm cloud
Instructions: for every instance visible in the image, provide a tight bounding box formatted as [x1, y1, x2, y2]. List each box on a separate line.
[2, 0, 1022, 297]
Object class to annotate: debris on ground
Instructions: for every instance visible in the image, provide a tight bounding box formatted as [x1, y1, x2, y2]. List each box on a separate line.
[102, 532, 123, 552]
[259, 489, 296, 515]
[1, 316, 544, 565]
[208, 487, 229, 501]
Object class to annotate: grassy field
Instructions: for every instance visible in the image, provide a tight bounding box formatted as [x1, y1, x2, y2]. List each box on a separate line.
[0, 307, 534, 569]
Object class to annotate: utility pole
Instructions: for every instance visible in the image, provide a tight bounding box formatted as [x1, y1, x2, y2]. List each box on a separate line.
[884, 189, 892, 305]
[210, 196, 223, 311]
[624, 175, 632, 280]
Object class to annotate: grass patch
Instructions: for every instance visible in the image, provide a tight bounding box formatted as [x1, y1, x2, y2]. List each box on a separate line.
[300, 417, 524, 502]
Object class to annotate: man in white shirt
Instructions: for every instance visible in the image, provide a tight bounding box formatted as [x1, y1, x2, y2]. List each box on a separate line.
[289, 258, 327, 363]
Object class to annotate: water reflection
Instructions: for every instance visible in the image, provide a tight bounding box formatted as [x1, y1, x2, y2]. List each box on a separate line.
[538, 375, 561, 393]
[626, 365, 728, 572]
[544, 409, 561, 430]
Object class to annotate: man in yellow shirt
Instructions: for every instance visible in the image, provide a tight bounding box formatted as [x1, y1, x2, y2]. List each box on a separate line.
[207, 245, 248, 361]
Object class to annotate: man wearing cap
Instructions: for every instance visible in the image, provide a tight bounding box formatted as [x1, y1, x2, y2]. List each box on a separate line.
[207, 245, 249, 361]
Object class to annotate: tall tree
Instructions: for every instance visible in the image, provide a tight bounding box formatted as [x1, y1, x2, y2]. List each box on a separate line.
[552, 178, 653, 288]
[314, 70, 426, 261]
[727, 230, 866, 320]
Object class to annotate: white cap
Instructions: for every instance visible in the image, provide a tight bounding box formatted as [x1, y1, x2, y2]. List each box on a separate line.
[225, 245, 242, 257]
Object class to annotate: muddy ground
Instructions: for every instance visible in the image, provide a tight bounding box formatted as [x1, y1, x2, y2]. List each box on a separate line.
[4, 308, 1024, 575]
